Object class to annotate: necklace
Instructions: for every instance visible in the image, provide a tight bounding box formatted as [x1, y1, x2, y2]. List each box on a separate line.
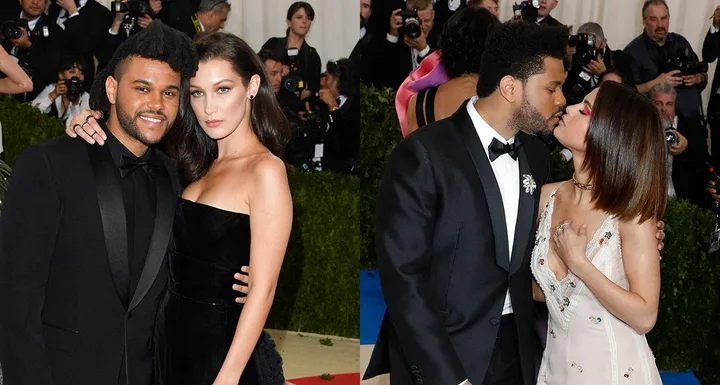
[572, 175, 593, 190]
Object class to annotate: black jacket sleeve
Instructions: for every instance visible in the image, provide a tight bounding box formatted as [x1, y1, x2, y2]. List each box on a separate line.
[0, 145, 62, 385]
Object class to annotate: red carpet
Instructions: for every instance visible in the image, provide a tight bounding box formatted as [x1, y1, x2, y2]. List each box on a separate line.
[288, 372, 360, 385]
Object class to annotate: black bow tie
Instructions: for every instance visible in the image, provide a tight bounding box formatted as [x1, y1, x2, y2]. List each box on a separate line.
[488, 138, 522, 162]
[119, 154, 159, 179]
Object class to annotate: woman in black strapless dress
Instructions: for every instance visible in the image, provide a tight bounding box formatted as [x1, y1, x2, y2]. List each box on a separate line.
[154, 33, 293, 385]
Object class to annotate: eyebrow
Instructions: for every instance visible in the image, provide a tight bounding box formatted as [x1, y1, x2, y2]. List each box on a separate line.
[132, 79, 180, 91]
[213, 79, 235, 86]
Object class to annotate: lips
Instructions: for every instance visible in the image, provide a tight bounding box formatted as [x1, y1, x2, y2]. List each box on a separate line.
[139, 115, 164, 124]
[205, 120, 223, 128]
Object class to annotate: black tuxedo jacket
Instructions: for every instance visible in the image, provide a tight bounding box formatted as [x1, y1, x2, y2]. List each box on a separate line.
[702, 29, 720, 105]
[1, 14, 66, 102]
[362, 27, 441, 90]
[47, 0, 114, 91]
[156, 0, 203, 40]
[364, 101, 550, 385]
[324, 95, 360, 173]
[538, 14, 563, 26]
[0, 137, 181, 385]
[672, 115, 709, 207]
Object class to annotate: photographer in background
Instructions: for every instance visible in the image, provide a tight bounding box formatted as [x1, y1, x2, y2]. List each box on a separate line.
[563, 22, 634, 105]
[262, 1, 321, 101]
[318, 58, 359, 174]
[468, 0, 499, 18]
[702, 5, 720, 168]
[1, 0, 67, 102]
[258, 48, 304, 114]
[625, 0, 707, 123]
[30, 56, 89, 128]
[537, 0, 562, 26]
[363, 0, 439, 90]
[159, 0, 229, 40]
[650, 82, 708, 207]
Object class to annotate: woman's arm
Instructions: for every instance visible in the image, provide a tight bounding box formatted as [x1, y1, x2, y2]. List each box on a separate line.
[213, 157, 292, 384]
[0, 45, 33, 94]
[553, 218, 661, 335]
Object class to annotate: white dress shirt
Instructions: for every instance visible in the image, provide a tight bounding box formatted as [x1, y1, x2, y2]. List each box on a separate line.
[360, 26, 367, 40]
[456, 96, 521, 385]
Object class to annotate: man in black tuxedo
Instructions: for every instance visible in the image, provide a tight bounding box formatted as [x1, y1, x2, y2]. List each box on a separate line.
[362, 0, 441, 89]
[702, 5, 720, 168]
[47, 0, 115, 92]
[364, 23, 571, 385]
[0, 21, 246, 385]
[1, 0, 67, 102]
[537, 0, 562, 26]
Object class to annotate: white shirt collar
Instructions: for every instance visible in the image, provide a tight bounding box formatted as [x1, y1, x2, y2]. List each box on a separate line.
[466, 96, 515, 160]
[360, 26, 367, 40]
[338, 95, 348, 108]
[20, 11, 41, 31]
[673, 115, 678, 128]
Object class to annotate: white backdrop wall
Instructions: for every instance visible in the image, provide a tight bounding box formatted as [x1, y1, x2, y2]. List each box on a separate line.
[494, 0, 720, 109]
[95, 0, 360, 72]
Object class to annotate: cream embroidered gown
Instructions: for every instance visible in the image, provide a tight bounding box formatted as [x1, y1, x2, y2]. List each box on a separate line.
[530, 187, 662, 385]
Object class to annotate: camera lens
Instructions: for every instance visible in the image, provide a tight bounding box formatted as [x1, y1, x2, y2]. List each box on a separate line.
[404, 18, 421, 39]
[665, 129, 679, 145]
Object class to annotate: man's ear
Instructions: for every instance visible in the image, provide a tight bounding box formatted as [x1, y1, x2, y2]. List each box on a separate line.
[105, 76, 118, 105]
[498, 75, 519, 104]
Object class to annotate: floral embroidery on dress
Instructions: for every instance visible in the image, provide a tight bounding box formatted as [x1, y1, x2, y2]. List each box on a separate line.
[549, 329, 556, 338]
[571, 362, 584, 373]
[599, 231, 613, 246]
[549, 284, 556, 292]
[559, 296, 570, 312]
[568, 281, 577, 288]
[539, 258, 545, 265]
[589, 316, 602, 324]
[624, 367, 634, 378]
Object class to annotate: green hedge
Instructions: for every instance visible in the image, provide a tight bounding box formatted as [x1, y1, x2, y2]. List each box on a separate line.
[0, 96, 359, 338]
[360, 86, 720, 382]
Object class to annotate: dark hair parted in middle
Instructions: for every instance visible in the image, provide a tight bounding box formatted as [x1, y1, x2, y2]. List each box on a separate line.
[287, 1, 315, 21]
[439, 6, 498, 79]
[168, 33, 291, 186]
[582, 81, 667, 223]
[476, 22, 569, 98]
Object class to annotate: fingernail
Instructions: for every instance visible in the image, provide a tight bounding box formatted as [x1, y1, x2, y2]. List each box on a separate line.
[234, 273, 240, 278]
[241, 266, 249, 272]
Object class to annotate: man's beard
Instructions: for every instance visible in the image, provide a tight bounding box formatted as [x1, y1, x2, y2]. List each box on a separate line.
[360, 15, 366, 28]
[509, 95, 560, 141]
[115, 99, 169, 147]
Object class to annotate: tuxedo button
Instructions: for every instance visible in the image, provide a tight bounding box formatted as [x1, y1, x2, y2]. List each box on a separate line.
[490, 317, 500, 326]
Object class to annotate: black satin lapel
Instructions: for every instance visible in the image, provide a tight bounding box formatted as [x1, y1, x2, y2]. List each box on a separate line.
[87, 145, 130, 307]
[510, 143, 537, 274]
[128, 163, 175, 311]
[453, 105, 510, 271]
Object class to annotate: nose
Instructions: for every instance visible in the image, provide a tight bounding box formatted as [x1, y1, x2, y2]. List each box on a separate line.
[147, 91, 164, 111]
[204, 96, 217, 116]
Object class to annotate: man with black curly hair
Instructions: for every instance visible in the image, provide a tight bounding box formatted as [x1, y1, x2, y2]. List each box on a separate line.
[365, 21, 569, 385]
[0, 20, 198, 385]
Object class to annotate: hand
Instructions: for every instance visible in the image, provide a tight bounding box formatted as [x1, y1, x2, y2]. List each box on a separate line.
[113, 0, 129, 23]
[149, 0, 162, 14]
[318, 89, 338, 109]
[658, 70, 683, 87]
[714, 6, 720, 28]
[56, 0, 78, 14]
[281, 65, 290, 77]
[404, 32, 428, 52]
[708, 181, 720, 205]
[51, 82, 67, 99]
[10, 28, 32, 49]
[552, 220, 590, 275]
[655, 220, 665, 252]
[65, 109, 107, 145]
[682, 73, 704, 87]
[389, 8, 403, 37]
[137, 14, 153, 29]
[232, 266, 250, 303]
[583, 58, 607, 77]
[668, 130, 688, 155]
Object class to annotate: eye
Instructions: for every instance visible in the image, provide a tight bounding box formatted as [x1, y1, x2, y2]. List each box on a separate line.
[163, 91, 177, 97]
[190, 90, 204, 97]
[579, 105, 592, 116]
[135, 87, 148, 93]
[217, 87, 230, 94]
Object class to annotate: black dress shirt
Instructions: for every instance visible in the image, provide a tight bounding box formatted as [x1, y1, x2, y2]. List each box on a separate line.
[104, 128, 157, 300]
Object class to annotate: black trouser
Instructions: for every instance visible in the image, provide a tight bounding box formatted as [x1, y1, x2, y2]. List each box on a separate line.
[482, 314, 523, 385]
[708, 96, 720, 168]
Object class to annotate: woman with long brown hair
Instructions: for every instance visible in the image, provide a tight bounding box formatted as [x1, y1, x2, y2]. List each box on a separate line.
[531, 81, 666, 384]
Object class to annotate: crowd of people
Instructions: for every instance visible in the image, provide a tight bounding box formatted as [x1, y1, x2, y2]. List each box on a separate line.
[0, 0, 359, 174]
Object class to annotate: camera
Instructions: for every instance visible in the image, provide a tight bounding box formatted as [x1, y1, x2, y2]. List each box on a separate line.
[111, 0, 151, 15]
[285, 95, 328, 171]
[397, 10, 422, 39]
[568, 33, 598, 67]
[665, 128, 679, 146]
[512, 0, 540, 23]
[1, 19, 50, 40]
[664, 54, 708, 76]
[62, 76, 84, 103]
[282, 70, 306, 93]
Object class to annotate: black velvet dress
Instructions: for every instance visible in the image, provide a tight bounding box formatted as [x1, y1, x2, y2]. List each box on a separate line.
[154, 198, 285, 385]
